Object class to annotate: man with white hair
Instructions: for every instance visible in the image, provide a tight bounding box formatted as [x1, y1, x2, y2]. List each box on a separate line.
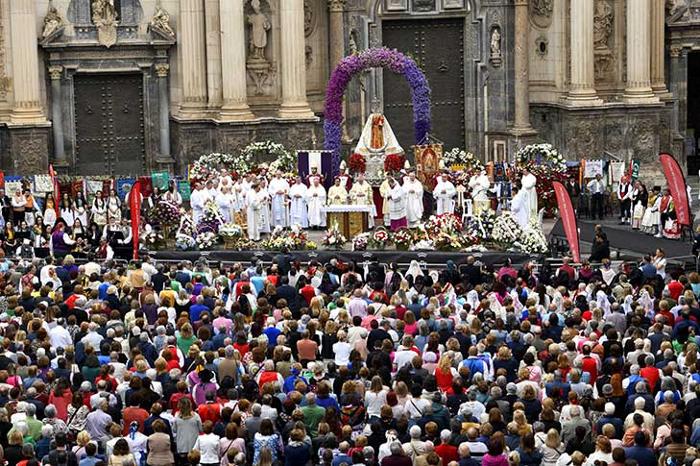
[403, 425, 428, 462]
[81, 322, 103, 348]
[624, 396, 655, 435]
[382, 441, 412, 466]
[435, 429, 459, 464]
[49, 318, 72, 348]
[596, 402, 623, 438]
[561, 405, 591, 443]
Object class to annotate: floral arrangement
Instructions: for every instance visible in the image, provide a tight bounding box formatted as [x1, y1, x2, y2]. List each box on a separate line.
[244, 141, 294, 173]
[196, 232, 218, 250]
[425, 214, 463, 237]
[370, 227, 390, 249]
[321, 223, 347, 248]
[515, 219, 549, 254]
[219, 223, 243, 240]
[177, 213, 196, 237]
[153, 199, 181, 228]
[324, 47, 431, 173]
[190, 152, 243, 181]
[410, 239, 435, 251]
[197, 200, 223, 234]
[515, 143, 567, 173]
[142, 230, 164, 248]
[260, 225, 314, 251]
[348, 152, 367, 174]
[443, 148, 483, 171]
[491, 212, 523, 246]
[352, 232, 370, 251]
[175, 233, 196, 251]
[384, 153, 406, 174]
[392, 228, 413, 250]
[433, 232, 466, 251]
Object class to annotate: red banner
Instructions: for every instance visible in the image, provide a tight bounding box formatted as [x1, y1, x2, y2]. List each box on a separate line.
[660, 153, 691, 226]
[130, 180, 142, 260]
[553, 181, 580, 263]
[48, 164, 60, 217]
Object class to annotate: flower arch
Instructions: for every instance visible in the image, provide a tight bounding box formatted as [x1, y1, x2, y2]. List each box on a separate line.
[324, 47, 432, 174]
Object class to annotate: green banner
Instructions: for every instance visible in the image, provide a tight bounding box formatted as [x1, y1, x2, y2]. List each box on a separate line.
[178, 180, 191, 202]
[151, 171, 170, 192]
[631, 159, 640, 181]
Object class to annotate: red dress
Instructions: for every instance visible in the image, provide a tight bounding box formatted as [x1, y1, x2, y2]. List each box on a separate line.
[434, 366, 454, 393]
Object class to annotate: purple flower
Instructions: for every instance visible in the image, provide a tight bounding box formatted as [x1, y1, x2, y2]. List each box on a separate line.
[324, 48, 431, 174]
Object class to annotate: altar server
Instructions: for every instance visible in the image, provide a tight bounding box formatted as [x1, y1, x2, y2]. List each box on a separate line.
[510, 185, 530, 230]
[388, 178, 408, 231]
[189, 183, 209, 223]
[403, 171, 424, 227]
[289, 177, 308, 228]
[268, 171, 290, 228]
[433, 174, 456, 215]
[379, 178, 392, 226]
[246, 183, 265, 241]
[258, 178, 271, 234]
[306, 177, 327, 229]
[522, 169, 538, 222]
[328, 177, 349, 205]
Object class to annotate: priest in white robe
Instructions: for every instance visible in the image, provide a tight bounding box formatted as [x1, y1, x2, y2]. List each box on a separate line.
[522, 170, 538, 222]
[306, 178, 327, 229]
[349, 173, 376, 228]
[469, 171, 492, 215]
[510, 185, 530, 230]
[328, 177, 349, 205]
[215, 186, 235, 223]
[190, 183, 210, 223]
[268, 172, 290, 228]
[388, 178, 408, 231]
[433, 175, 456, 215]
[403, 172, 424, 227]
[379, 178, 392, 227]
[289, 177, 308, 228]
[246, 184, 264, 241]
[258, 178, 271, 234]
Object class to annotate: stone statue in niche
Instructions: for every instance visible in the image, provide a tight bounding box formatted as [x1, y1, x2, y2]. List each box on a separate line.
[41, 2, 65, 43]
[92, 0, 118, 48]
[149, 5, 175, 39]
[489, 27, 502, 67]
[593, 0, 613, 50]
[248, 0, 271, 62]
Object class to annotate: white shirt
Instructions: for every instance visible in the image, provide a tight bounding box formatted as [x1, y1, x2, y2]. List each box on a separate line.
[332, 341, 352, 366]
[49, 325, 72, 349]
[194, 433, 221, 464]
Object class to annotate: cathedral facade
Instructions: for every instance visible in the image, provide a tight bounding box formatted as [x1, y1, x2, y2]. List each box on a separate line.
[0, 0, 694, 181]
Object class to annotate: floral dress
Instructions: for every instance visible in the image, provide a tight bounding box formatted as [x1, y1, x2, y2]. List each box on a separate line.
[253, 432, 283, 465]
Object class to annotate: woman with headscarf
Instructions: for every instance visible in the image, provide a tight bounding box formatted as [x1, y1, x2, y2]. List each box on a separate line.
[440, 260, 460, 286]
[406, 260, 423, 284]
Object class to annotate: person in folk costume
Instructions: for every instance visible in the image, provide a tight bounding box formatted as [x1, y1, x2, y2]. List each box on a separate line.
[91, 191, 107, 229]
[388, 177, 408, 231]
[49, 222, 76, 259]
[102, 217, 126, 247]
[658, 188, 681, 239]
[106, 188, 122, 223]
[641, 186, 661, 235]
[510, 184, 530, 230]
[73, 192, 89, 227]
[631, 181, 648, 230]
[246, 183, 264, 241]
[71, 218, 88, 252]
[189, 182, 209, 223]
[43, 193, 57, 229]
[268, 171, 290, 228]
[379, 177, 392, 226]
[565, 176, 582, 213]
[306, 176, 327, 229]
[23, 189, 38, 227]
[86, 222, 102, 250]
[96, 237, 115, 261]
[433, 174, 457, 215]
[215, 185, 235, 224]
[16, 238, 35, 263]
[349, 172, 375, 227]
[164, 180, 183, 206]
[0, 188, 11, 224]
[616, 174, 633, 225]
[403, 171, 424, 228]
[59, 192, 74, 227]
[258, 178, 272, 234]
[10, 188, 27, 225]
[328, 177, 349, 205]
[289, 176, 308, 228]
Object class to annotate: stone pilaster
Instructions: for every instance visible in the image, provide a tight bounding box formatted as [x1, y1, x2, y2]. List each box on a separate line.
[48, 65, 67, 167]
[512, 0, 535, 134]
[624, 0, 658, 103]
[9, 0, 46, 124]
[155, 63, 174, 169]
[567, 0, 603, 106]
[650, 0, 668, 94]
[278, 0, 315, 119]
[219, 0, 255, 121]
[328, 0, 346, 68]
[178, 0, 208, 118]
[205, 0, 223, 111]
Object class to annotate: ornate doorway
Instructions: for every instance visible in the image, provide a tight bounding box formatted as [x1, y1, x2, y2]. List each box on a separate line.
[73, 74, 146, 176]
[382, 18, 465, 150]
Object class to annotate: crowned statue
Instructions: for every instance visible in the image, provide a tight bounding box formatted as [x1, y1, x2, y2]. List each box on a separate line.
[354, 112, 404, 186]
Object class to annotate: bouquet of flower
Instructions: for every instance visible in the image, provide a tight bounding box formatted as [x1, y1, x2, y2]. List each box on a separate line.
[175, 233, 196, 251]
[196, 231, 218, 250]
[515, 219, 549, 254]
[515, 143, 567, 173]
[433, 231, 465, 251]
[443, 148, 483, 171]
[491, 212, 523, 246]
[288, 224, 313, 250]
[153, 199, 181, 228]
[384, 153, 405, 174]
[321, 223, 347, 248]
[370, 227, 390, 249]
[352, 232, 371, 251]
[177, 213, 197, 238]
[410, 239, 435, 251]
[190, 152, 240, 182]
[197, 199, 223, 234]
[425, 214, 463, 237]
[392, 228, 413, 250]
[142, 230, 164, 249]
[219, 222, 243, 240]
[348, 153, 367, 174]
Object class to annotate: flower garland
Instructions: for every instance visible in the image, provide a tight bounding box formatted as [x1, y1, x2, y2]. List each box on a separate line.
[514, 143, 568, 216]
[243, 141, 294, 173]
[443, 148, 483, 171]
[515, 143, 567, 172]
[190, 141, 293, 181]
[324, 47, 431, 174]
[492, 212, 523, 246]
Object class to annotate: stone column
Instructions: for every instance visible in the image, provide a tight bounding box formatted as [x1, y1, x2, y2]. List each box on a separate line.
[178, 0, 208, 117]
[48, 66, 66, 166]
[567, 0, 602, 106]
[669, 46, 688, 140]
[512, 0, 534, 133]
[9, 0, 45, 123]
[155, 64, 173, 163]
[219, 0, 254, 120]
[279, 0, 315, 119]
[328, 0, 346, 68]
[205, 0, 223, 111]
[650, 0, 668, 94]
[624, 0, 658, 103]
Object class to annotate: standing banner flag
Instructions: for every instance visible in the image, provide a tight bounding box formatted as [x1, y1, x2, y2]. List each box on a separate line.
[151, 172, 169, 192]
[178, 180, 191, 202]
[130, 180, 142, 260]
[48, 164, 60, 216]
[659, 153, 691, 226]
[553, 181, 581, 263]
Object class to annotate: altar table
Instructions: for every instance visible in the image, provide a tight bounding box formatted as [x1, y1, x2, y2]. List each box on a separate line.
[323, 205, 374, 237]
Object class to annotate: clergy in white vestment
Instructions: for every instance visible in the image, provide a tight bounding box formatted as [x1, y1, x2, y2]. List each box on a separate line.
[433, 174, 456, 215]
[246, 184, 264, 240]
[258, 178, 272, 233]
[205, 179, 219, 201]
[522, 170, 538, 222]
[403, 172, 424, 227]
[379, 178, 392, 226]
[510, 185, 530, 230]
[215, 186, 235, 223]
[469, 171, 491, 215]
[306, 178, 327, 228]
[289, 177, 308, 228]
[349, 173, 376, 228]
[328, 177, 349, 205]
[268, 172, 290, 228]
[189, 183, 210, 223]
[388, 178, 408, 231]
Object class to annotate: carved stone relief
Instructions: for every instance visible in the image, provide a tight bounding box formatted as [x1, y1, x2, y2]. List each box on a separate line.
[0, 1, 10, 100]
[594, 0, 614, 80]
[529, 0, 553, 28]
[628, 117, 657, 162]
[41, 3, 66, 44]
[412, 0, 436, 12]
[149, 5, 175, 40]
[568, 119, 598, 159]
[92, 0, 118, 48]
[246, 0, 273, 96]
[304, 0, 315, 37]
[489, 26, 502, 67]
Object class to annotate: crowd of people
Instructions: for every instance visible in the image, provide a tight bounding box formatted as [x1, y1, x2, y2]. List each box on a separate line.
[0, 238, 695, 466]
